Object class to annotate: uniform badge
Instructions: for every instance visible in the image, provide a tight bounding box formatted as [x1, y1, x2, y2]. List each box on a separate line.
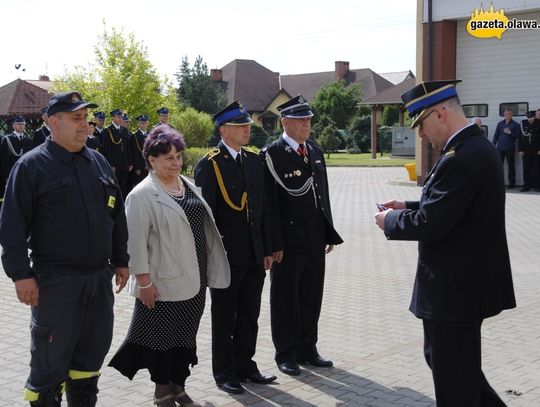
[284, 173, 289, 178]
[294, 170, 301, 176]
[285, 145, 292, 153]
[304, 156, 308, 164]
[108, 195, 116, 208]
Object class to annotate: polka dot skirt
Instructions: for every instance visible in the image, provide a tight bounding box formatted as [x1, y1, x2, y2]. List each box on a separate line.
[122, 187, 208, 351]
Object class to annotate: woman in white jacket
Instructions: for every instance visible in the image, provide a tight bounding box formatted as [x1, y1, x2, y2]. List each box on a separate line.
[109, 126, 230, 407]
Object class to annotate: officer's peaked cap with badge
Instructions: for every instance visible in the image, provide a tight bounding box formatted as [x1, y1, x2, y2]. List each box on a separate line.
[122, 113, 130, 121]
[401, 80, 461, 128]
[11, 115, 26, 124]
[213, 101, 253, 127]
[110, 108, 123, 117]
[94, 111, 106, 120]
[47, 91, 98, 116]
[136, 114, 149, 122]
[157, 107, 169, 115]
[276, 95, 314, 119]
[40, 106, 49, 115]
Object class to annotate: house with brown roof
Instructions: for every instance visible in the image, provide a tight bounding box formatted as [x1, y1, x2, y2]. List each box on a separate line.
[0, 76, 52, 134]
[211, 60, 400, 134]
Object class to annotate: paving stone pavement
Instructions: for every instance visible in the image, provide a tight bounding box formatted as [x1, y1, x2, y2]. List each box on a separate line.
[1, 167, 539, 407]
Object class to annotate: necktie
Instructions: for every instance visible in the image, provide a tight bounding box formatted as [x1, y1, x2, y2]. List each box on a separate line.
[235, 154, 242, 166]
[297, 144, 306, 156]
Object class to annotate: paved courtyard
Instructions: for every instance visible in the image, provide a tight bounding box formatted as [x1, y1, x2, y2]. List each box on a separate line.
[1, 167, 539, 406]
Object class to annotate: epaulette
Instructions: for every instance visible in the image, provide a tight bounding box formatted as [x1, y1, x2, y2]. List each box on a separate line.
[206, 148, 221, 160]
[445, 147, 456, 157]
[242, 147, 259, 155]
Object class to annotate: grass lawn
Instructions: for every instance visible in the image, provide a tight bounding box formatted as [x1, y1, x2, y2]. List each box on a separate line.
[325, 153, 415, 167]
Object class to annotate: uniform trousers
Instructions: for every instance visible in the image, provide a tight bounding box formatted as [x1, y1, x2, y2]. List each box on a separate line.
[270, 251, 325, 364]
[211, 263, 265, 383]
[423, 319, 506, 407]
[28, 267, 114, 392]
[498, 150, 516, 186]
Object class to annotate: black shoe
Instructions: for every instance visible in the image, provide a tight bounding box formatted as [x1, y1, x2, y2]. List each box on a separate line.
[217, 381, 245, 394]
[239, 372, 277, 384]
[277, 361, 301, 376]
[298, 355, 334, 367]
[520, 187, 530, 192]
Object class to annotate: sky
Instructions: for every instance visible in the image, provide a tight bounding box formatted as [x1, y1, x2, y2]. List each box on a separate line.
[0, 0, 417, 87]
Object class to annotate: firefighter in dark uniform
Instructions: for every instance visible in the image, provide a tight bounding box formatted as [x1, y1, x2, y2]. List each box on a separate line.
[93, 111, 106, 143]
[194, 101, 276, 394]
[0, 91, 129, 407]
[100, 109, 133, 198]
[153, 107, 175, 130]
[375, 80, 516, 407]
[128, 114, 149, 189]
[0, 115, 34, 208]
[86, 121, 101, 151]
[261, 95, 343, 376]
[33, 107, 50, 147]
[518, 111, 537, 192]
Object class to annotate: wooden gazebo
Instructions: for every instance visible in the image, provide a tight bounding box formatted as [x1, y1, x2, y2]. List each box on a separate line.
[0, 78, 52, 135]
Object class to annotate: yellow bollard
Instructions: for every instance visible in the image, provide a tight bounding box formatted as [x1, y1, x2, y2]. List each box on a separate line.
[404, 163, 417, 181]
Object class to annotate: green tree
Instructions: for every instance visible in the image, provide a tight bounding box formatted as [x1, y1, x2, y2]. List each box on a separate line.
[170, 107, 213, 148]
[318, 123, 341, 159]
[53, 25, 177, 124]
[311, 79, 362, 129]
[249, 124, 269, 148]
[176, 56, 228, 114]
[347, 114, 372, 153]
[380, 105, 400, 127]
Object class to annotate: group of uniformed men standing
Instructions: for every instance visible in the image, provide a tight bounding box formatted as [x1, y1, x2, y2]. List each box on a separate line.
[0, 106, 172, 204]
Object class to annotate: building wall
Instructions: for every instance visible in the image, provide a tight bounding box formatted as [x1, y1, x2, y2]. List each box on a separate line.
[455, 10, 540, 185]
[423, 0, 540, 22]
[251, 92, 291, 130]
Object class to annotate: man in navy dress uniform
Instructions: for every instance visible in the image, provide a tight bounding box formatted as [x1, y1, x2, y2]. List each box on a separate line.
[128, 114, 149, 189]
[154, 107, 175, 129]
[261, 95, 343, 376]
[33, 107, 50, 147]
[0, 115, 34, 208]
[100, 109, 132, 198]
[375, 80, 516, 407]
[93, 111, 106, 142]
[194, 101, 276, 394]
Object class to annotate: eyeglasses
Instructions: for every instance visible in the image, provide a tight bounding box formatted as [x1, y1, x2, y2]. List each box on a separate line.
[417, 109, 435, 129]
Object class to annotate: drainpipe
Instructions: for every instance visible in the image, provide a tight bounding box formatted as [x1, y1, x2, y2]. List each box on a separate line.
[427, 0, 433, 173]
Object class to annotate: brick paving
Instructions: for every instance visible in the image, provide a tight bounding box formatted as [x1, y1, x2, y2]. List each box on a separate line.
[1, 167, 539, 406]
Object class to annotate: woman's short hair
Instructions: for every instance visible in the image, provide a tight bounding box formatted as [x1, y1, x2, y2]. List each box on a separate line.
[143, 125, 186, 169]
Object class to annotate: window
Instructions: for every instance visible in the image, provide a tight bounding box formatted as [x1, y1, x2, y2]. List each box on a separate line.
[499, 103, 528, 116]
[462, 104, 488, 118]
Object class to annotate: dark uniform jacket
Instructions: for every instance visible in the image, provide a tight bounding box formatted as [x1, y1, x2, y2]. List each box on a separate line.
[129, 129, 147, 172]
[518, 119, 540, 155]
[0, 133, 35, 198]
[33, 126, 50, 147]
[0, 139, 129, 281]
[86, 135, 101, 151]
[194, 141, 272, 266]
[101, 124, 131, 170]
[261, 137, 342, 254]
[384, 124, 516, 322]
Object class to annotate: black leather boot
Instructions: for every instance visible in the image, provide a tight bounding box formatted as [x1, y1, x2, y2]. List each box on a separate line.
[65, 376, 99, 407]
